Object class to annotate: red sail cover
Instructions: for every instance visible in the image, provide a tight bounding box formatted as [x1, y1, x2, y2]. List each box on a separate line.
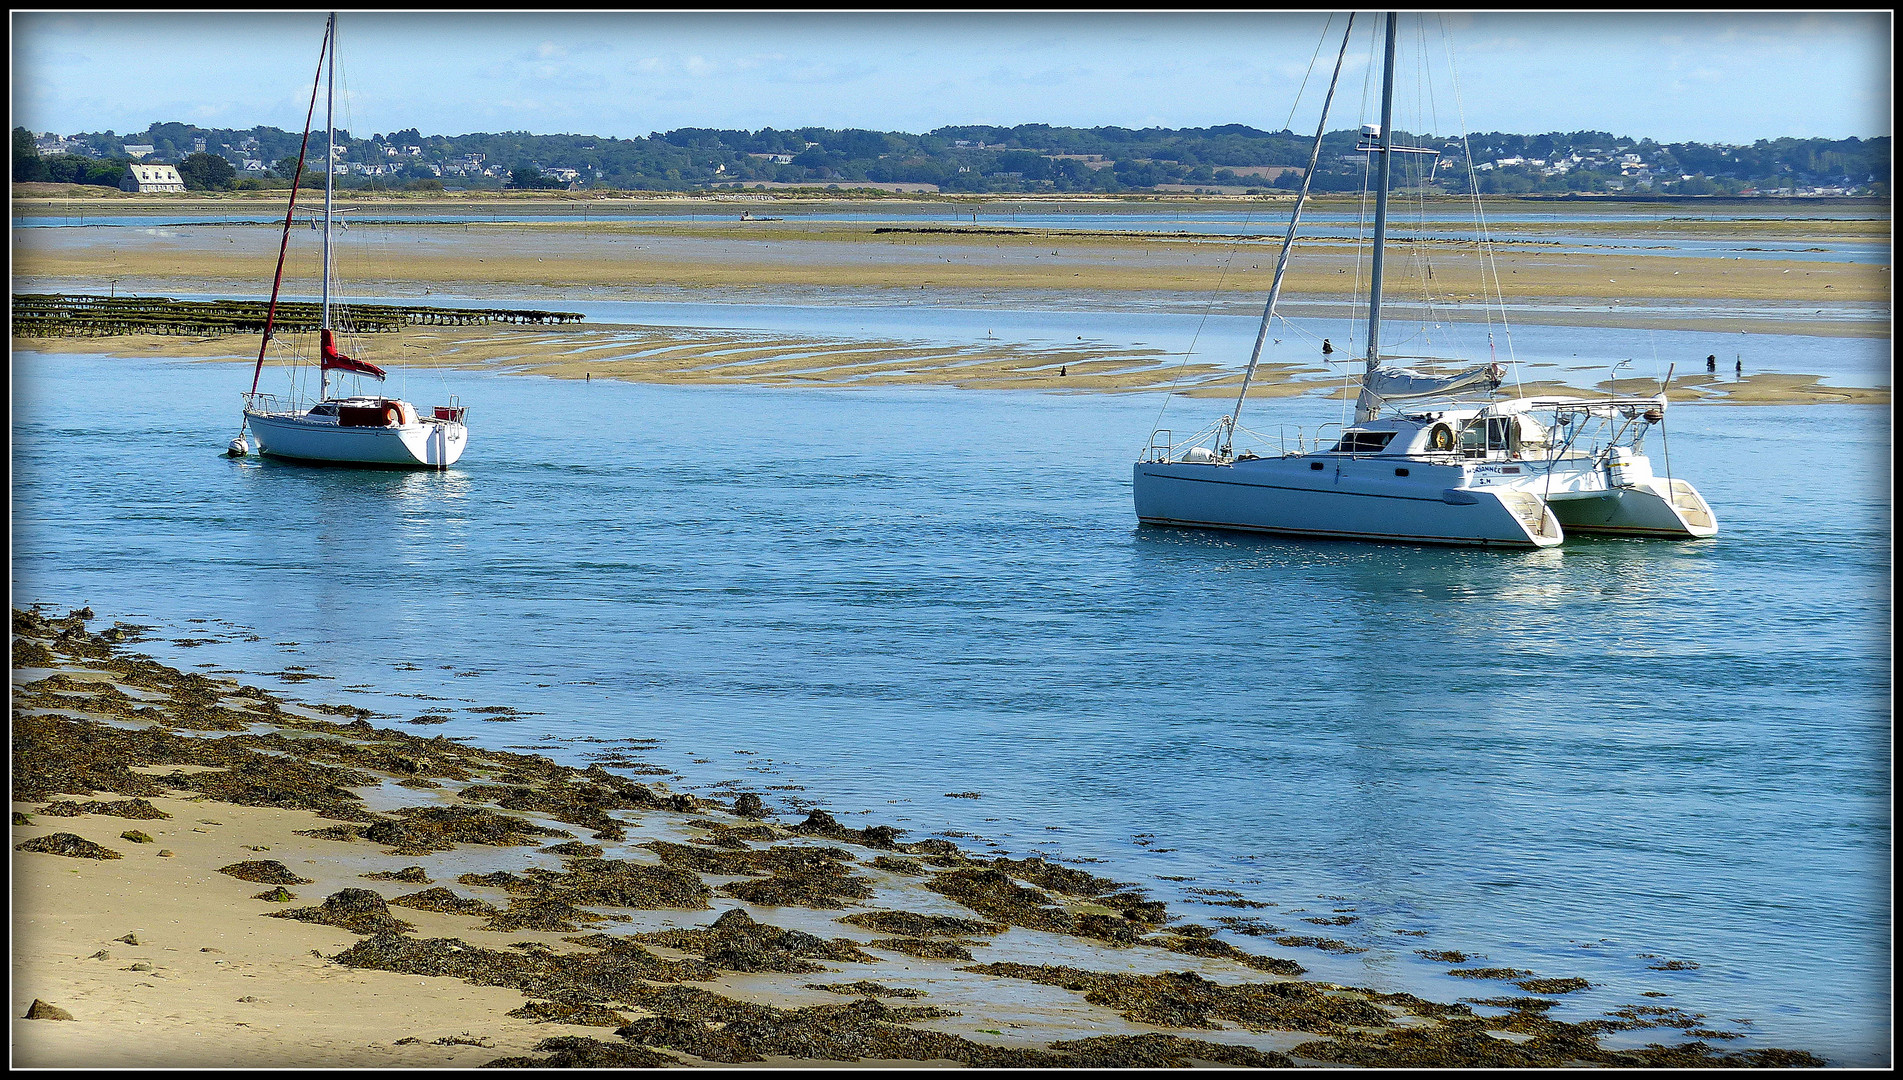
[320, 329, 387, 380]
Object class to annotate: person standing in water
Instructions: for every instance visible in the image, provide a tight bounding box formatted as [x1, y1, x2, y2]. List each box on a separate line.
[1736, 356, 1743, 378]
[1707, 354, 1717, 373]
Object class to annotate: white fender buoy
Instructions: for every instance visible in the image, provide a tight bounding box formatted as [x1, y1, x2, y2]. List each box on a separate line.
[227, 437, 249, 457]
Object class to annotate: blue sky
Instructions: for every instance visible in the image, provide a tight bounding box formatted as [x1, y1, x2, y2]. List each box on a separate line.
[11, 12, 1891, 145]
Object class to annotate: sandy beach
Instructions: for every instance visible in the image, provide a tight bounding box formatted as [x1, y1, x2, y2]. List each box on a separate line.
[12, 606, 1828, 1067]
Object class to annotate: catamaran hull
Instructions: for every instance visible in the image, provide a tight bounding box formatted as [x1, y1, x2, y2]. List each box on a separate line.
[246, 411, 467, 468]
[1545, 479, 1717, 538]
[1133, 460, 1560, 548]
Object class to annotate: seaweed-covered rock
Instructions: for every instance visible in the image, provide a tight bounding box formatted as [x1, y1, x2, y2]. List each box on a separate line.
[270, 888, 414, 935]
[1048, 1033, 1294, 1068]
[804, 981, 924, 999]
[1152, 933, 1308, 974]
[16, 833, 121, 860]
[506, 1000, 631, 1027]
[484, 1036, 674, 1068]
[362, 865, 432, 884]
[388, 888, 500, 917]
[788, 809, 905, 850]
[732, 793, 768, 818]
[869, 937, 980, 960]
[364, 805, 570, 855]
[633, 908, 876, 973]
[217, 860, 313, 885]
[838, 910, 1004, 938]
[961, 963, 1383, 1033]
[120, 830, 154, 844]
[613, 995, 1042, 1066]
[24, 999, 74, 1021]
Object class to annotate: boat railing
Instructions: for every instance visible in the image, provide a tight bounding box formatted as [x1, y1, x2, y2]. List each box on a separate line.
[242, 391, 288, 415]
[1143, 430, 1174, 463]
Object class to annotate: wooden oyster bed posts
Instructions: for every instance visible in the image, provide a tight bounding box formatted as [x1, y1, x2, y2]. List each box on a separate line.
[11, 293, 585, 338]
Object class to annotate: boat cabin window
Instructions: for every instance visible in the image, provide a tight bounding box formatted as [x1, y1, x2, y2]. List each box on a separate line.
[306, 403, 339, 417]
[1460, 418, 1515, 455]
[1331, 431, 1396, 454]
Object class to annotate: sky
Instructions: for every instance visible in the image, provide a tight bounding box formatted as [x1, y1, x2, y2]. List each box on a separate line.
[11, 12, 1892, 146]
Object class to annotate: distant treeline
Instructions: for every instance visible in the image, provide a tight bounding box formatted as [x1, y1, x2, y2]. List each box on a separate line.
[14, 121, 1889, 198]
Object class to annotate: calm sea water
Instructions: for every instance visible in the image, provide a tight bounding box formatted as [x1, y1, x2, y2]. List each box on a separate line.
[10, 345, 1890, 1063]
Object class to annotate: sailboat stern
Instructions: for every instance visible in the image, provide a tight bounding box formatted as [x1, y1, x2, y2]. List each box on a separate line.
[1548, 477, 1717, 539]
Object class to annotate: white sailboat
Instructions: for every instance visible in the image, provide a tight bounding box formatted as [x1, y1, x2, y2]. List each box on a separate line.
[235, 12, 468, 469]
[1132, 13, 1715, 548]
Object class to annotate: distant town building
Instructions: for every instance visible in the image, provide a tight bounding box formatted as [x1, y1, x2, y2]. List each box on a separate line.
[120, 163, 187, 193]
[123, 144, 156, 159]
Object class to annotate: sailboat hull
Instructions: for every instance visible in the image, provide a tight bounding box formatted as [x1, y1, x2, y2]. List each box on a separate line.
[246, 410, 466, 468]
[1133, 458, 1561, 548]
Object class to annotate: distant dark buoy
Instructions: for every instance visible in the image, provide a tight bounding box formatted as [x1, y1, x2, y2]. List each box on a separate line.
[1321, 338, 1335, 355]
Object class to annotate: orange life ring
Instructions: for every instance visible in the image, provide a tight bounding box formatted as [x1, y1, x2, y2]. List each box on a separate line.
[381, 402, 402, 427]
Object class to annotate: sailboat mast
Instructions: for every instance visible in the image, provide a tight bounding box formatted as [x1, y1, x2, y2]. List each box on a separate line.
[1358, 12, 1399, 424]
[1223, 15, 1355, 450]
[321, 11, 336, 401]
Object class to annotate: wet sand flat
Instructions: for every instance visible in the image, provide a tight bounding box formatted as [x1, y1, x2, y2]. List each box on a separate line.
[15, 323, 1888, 406]
[11, 607, 1828, 1068]
[12, 217, 1889, 310]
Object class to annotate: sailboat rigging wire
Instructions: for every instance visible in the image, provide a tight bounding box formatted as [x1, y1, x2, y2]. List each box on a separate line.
[1218, 13, 1357, 447]
[248, 17, 331, 398]
[1439, 14, 1520, 391]
[1148, 14, 1338, 449]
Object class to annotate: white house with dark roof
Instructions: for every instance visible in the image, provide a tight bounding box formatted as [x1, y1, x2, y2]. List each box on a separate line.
[120, 163, 187, 193]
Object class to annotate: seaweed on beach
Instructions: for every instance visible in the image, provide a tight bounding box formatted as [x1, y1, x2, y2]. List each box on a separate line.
[804, 981, 924, 999]
[483, 1036, 675, 1068]
[923, 867, 1155, 946]
[506, 1000, 632, 1027]
[1047, 1033, 1293, 1068]
[1271, 935, 1365, 955]
[1447, 967, 1536, 980]
[611, 996, 1040, 1067]
[334, 931, 712, 997]
[838, 910, 1005, 938]
[217, 860, 313, 885]
[270, 888, 415, 935]
[960, 963, 1385, 1033]
[36, 798, 170, 819]
[868, 855, 928, 875]
[788, 808, 905, 850]
[633, 908, 876, 973]
[869, 937, 982, 960]
[363, 865, 432, 884]
[16, 832, 122, 860]
[361, 805, 572, 855]
[484, 895, 618, 933]
[1150, 933, 1308, 974]
[1291, 1015, 1826, 1069]
[388, 887, 500, 917]
[1517, 977, 1590, 995]
[635, 840, 872, 909]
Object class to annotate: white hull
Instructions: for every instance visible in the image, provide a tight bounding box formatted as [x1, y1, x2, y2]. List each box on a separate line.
[1134, 457, 1561, 548]
[245, 409, 466, 468]
[1133, 450, 1715, 548]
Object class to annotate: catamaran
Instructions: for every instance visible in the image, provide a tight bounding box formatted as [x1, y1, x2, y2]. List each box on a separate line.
[1132, 13, 1715, 548]
[234, 12, 468, 468]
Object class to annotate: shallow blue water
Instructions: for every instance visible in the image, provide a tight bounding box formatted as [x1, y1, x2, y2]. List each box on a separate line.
[10, 347, 1890, 1063]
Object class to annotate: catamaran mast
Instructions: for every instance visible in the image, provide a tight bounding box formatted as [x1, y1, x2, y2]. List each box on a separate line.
[1356, 11, 1399, 425]
[1223, 14, 1355, 453]
[320, 11, 336, 402]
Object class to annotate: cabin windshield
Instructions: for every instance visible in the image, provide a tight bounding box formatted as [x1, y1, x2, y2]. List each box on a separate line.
[1332, 431, 1397, 454]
